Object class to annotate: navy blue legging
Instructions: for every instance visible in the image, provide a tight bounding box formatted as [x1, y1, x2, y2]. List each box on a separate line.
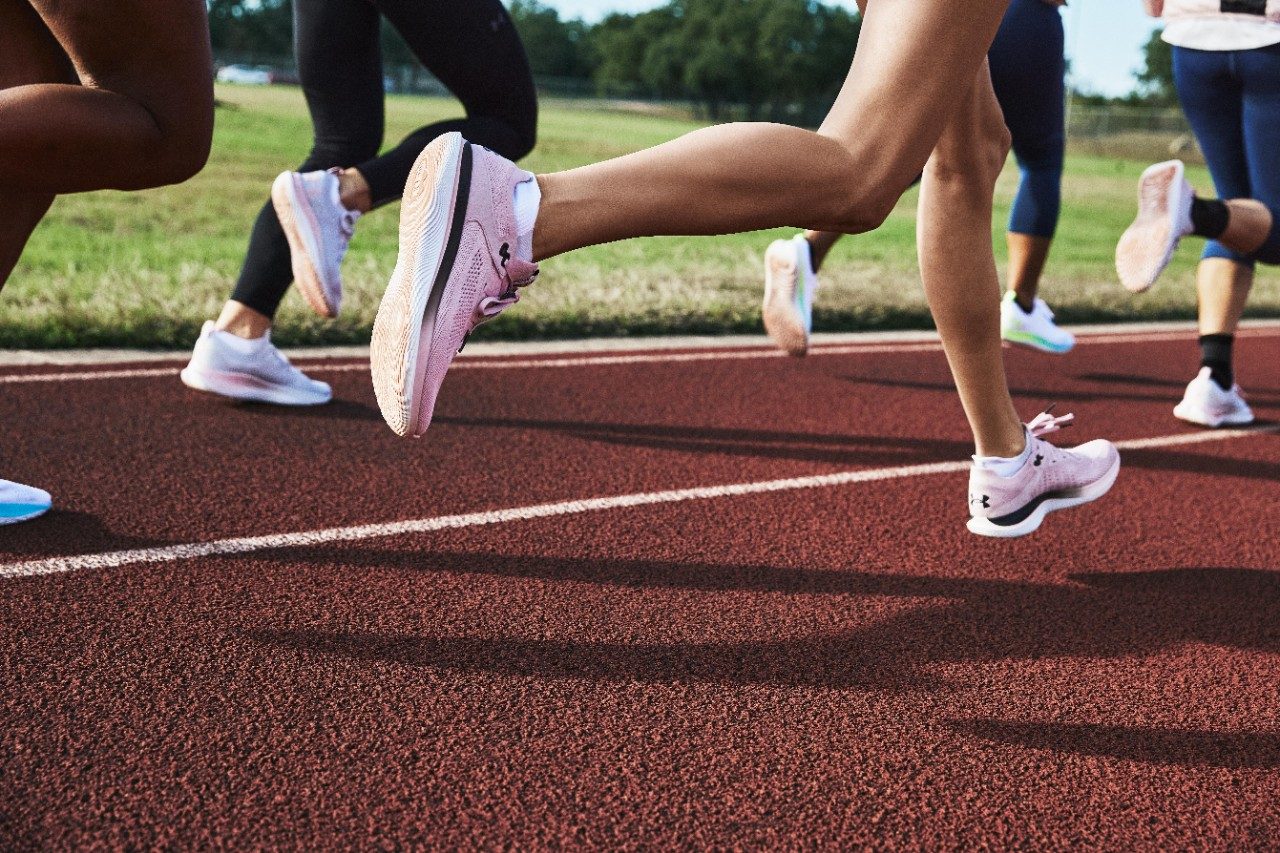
[1174, 43, 1280, 268]
[988, 0, 1066, 239]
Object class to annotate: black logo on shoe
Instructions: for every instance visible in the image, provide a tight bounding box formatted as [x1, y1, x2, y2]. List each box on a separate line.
[969, 494, 991, 509]
[499, 242, 511, 268]
[1033, 454, 1043, 467]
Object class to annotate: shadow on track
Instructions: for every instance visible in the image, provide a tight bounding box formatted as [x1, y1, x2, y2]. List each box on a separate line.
[433, 416, 972, 466]
[245, 559, 1280, 692]
[839, 374, 1280, 409]
[233, 398, 383, 423]
[0, 510, 170, 559]
[949, 719, 1280, 769]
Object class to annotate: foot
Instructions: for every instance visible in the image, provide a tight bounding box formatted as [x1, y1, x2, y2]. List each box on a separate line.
[1116, 160, 1194, 294]
[181, 321, 332, 406]
[1000, 291, 1075, 354]
[967, 411, 1120, 538]
[0, 478, 51, 525]
[762, 234, 817, 356]
[370, 133, 537, 437]
[271, 168, 361, 317]
[1173, 367, 1254, 428]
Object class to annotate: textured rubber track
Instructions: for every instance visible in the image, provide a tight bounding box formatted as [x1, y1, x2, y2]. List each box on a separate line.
[1, 330, 1278, 847]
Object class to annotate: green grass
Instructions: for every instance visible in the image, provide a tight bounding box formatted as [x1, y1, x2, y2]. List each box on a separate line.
[3, 84, 1277, 349]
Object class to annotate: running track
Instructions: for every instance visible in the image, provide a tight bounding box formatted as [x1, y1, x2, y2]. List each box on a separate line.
[1, 323, 1278, 847]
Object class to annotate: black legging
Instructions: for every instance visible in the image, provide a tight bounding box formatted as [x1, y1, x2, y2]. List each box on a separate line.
[230, 0, 537, 318]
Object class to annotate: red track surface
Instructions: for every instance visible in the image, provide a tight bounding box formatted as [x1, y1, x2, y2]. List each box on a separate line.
[1, 327, 1278, 847]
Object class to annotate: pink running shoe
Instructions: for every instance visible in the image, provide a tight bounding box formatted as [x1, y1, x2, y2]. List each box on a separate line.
[967, 411, 1120, 538]
[762, 234, 817, 357]
[1115, 160, 1194, 294]
[271, 168, 361, 317]
[370, 133, 537, 437]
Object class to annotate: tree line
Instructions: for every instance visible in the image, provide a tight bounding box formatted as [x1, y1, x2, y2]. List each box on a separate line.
[209, 0, 1175, 116]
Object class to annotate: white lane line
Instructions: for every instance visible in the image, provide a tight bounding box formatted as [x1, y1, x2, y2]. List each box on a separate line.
[3, 327, 1278, 385]
[2, 424, 1275, 581]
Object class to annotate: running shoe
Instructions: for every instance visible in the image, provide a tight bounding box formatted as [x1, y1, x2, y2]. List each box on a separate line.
[1115, 160, 1194, 294]
[1173, 367, 1254, 428]
[762, 234, 818, 356]
[371, 133, 538, 437]
[967, 410, 1120, 538]
[0, 478, 51, 525]
[1000, 291, 1075, 354]
[271, 168, 361, 317]
[181, 321, 332, 406]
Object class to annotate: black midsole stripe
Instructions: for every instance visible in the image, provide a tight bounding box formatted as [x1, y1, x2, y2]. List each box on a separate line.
[1221, 0, 1266, 15]
[425, 142, 473, 330]
[985, 487, 1079, 528]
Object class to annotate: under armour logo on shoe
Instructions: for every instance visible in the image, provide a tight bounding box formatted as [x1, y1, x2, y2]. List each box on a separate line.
[499, 242, 511, 268]
[969, 494, 991, 509]
[1033, 454, 1043, 467]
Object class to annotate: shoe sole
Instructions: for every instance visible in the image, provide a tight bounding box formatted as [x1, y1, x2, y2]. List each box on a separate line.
[180, 365, 331, 407]
[1116, 161, 1188, 294]
[1001, 328, 1075, 354]
[762, 242, 808, 357]
[0, 504, 51, 525]
[370, 133, 469, 438]
[272, 172, 339, 318]
[966, 452, 1121, 539]
[1172, 402, 1254, 429]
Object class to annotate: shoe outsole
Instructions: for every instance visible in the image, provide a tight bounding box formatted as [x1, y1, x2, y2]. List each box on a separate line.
[1116, 161, 1188, 294]
[272, 172, 339, 319]
[762, 240, 808, 357]
[180, 365, 331, 407]
[370, 133, 468, 438]
[966, 451, 1121, 539]
[1172, 403, 1254, 429]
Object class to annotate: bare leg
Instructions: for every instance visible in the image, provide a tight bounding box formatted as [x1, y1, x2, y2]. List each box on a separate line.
[0, 0, 74, 287]
[918, 63, 1023, 458]
[0, 0, 213, 195]
[1006, 232, 1052, 309]
[1196, 257, 1252, 335]
[1216, 199, 1272, 256]
[531, 0, 1012, 260]
[803, 230, 843, 273]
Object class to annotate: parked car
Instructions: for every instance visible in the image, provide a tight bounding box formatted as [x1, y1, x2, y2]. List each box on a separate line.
[216, 65, 272, 86]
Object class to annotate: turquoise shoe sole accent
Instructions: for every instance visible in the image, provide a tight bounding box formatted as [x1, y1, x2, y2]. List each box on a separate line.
[1002, 329, 1074, 354]
[0, 502, 51, 522]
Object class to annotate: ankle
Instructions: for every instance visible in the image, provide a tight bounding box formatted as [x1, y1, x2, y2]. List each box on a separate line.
[338, 168, 373, 213]
[214, 302, 272, 340]
[1009, 289, 1035, 313]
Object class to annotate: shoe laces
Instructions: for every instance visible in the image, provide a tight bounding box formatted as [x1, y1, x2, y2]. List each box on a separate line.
[339, 209, 359, 240]
[1026, 405, 1074, 438]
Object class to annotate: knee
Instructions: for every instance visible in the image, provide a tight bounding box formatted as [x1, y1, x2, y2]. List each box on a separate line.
[149, 131, 211, 187]
[825, 184, 901, 235]
[930, 120, 1011, 190]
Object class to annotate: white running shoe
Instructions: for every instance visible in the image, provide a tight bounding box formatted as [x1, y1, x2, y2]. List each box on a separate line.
[0, 478, 51, 525]
[181, 321, 332, 406]
[1000, 291, 1075, 354]
[271, 168, 361, 318]
[762, 234, 817, 357]
[967, 411, 1120, 538]
[1116, 160, 1194, 294]
[1173, 367, 1254, 428]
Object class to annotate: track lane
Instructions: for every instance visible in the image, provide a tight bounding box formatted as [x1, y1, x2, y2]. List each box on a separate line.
[1, 326, 1278, 847]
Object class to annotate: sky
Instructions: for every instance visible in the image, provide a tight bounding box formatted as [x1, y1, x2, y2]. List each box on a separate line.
[547, 0, 1161, 97]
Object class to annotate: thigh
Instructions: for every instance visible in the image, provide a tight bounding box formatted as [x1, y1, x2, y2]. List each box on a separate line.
[295, 0, 385, 160]
[1239, 45, 1280, 210]
[27, 0, 212, 144]
[376, 0, 536, 121]
[989, 0, 1065, 167]
[1175, 46, 1251, 199]
[0, 0, 74, 88]
[820, 0, 1011, 194]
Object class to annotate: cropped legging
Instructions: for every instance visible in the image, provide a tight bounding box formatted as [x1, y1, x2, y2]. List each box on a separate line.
[1174, 42, 1280, 267]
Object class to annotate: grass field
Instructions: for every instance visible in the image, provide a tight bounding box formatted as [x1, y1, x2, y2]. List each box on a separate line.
[3, 84, 1277, 349]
